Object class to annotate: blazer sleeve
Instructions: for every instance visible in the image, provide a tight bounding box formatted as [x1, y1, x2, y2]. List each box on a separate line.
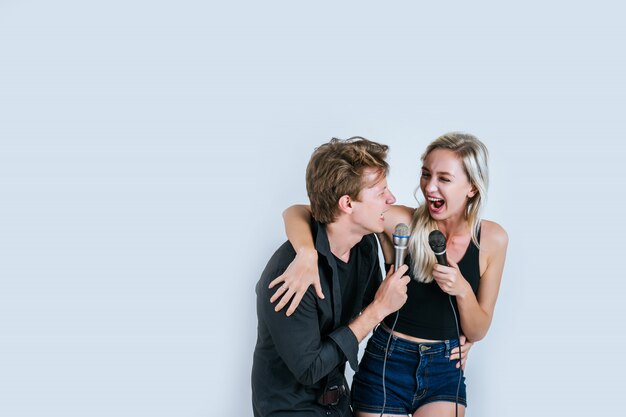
[256, 262, 359, 385]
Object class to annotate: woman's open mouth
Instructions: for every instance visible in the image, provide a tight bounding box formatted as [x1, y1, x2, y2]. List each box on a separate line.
[428, 197, 445, 211]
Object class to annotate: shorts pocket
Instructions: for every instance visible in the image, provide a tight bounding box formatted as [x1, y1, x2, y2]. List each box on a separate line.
[363, 336, 390, 360]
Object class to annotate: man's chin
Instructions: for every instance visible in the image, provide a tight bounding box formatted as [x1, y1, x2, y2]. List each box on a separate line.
[370, 224, 385, 234]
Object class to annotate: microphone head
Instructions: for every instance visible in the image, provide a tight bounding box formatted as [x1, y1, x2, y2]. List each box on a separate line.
[428, 230, 447, 254]
[392, 223, 410, 248]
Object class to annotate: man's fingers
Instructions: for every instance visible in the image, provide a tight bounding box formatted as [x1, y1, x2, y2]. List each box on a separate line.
[383, 264, 395, 279]
[452, 353, 467, 369]
[449, 347, 468, 360]
[451, 339, 471, 370]
[396, 264, 409, 276]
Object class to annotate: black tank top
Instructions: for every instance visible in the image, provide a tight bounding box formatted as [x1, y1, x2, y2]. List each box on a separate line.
[383, 230, 481, 340]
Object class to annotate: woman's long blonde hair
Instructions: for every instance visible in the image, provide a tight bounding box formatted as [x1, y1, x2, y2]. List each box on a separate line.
[408, 132, 489, 283]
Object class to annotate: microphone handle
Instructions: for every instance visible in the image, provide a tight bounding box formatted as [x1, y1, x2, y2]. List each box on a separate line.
[394, 247, 406, 272]
[434, 253, 449, 267]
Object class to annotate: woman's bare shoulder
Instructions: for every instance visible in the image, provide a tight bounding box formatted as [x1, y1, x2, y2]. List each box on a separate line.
[480, 220, 509, 251]
[383, 205, 415, 237]
[387, 205, 415, 223]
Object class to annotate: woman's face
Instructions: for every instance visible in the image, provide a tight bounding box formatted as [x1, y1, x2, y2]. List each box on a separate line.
[420, 148, 476, 221]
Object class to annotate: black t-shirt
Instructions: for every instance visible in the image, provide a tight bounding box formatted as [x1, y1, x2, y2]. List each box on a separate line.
[333, 246, 361, 325]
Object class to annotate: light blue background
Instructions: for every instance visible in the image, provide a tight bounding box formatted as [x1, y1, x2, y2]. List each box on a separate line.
[1, 1, 625, 416]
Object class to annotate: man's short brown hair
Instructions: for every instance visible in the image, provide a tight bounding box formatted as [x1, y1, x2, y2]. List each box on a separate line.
[306, 137, 389, 224]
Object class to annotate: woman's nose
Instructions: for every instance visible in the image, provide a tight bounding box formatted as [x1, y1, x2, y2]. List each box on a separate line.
[425, 178, 437, 192]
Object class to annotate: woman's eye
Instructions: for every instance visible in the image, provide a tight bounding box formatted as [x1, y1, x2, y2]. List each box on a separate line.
[440, 177, 451, 183]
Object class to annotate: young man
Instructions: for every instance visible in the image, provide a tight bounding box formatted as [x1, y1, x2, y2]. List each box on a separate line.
[251, 137, 410, 417]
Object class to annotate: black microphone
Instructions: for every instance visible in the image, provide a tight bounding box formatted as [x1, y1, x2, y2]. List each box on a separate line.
[392, 223, 410, 272]
[429, 229, 462, 417]
[428, 230, 448, 267]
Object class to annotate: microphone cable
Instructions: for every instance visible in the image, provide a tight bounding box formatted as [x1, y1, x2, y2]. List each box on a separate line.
[429, 229, 462, 417]
[379, 310, 399, 417]
[380, 298, 461, 417]
[380, 224, 409, 417]
[448, 295, 462, 417]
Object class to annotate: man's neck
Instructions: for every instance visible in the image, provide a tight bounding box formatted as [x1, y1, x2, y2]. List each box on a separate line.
[325, 221, 364, 263]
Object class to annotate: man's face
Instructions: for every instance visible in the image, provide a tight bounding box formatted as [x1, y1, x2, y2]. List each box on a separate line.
[350, 168, 396, 234]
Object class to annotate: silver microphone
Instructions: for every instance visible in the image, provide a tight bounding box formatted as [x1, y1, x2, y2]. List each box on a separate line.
[392, 223, 410, 272]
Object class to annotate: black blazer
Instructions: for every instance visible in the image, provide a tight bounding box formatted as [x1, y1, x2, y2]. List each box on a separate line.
[251, 221, 382, 417]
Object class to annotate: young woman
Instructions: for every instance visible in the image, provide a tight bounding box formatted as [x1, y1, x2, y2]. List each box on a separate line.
[271, 133, 508, 417]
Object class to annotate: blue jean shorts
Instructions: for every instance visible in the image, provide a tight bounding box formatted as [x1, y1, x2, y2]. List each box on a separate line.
[351, 325, 466, 415]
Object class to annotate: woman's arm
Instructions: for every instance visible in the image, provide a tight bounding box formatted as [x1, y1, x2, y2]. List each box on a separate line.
[433, 220, 508, 341]
[271, 204, 415, 316]
[379, 205, 415, 265]
[268, 205, 321, 316]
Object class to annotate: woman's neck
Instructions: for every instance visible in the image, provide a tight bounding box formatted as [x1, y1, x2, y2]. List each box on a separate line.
[436, 216, 469, 240]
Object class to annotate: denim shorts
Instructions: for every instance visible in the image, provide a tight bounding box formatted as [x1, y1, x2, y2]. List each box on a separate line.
[351, 325, 466, 415]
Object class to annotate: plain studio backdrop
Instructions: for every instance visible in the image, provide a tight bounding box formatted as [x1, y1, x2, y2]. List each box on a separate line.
[1, 1, 625, 416]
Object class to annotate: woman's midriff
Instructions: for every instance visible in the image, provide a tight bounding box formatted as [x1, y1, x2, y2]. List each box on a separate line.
[381, 323, 442, 343]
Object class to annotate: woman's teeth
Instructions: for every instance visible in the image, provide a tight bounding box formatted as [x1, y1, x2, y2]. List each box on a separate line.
[428, 197, 445, 209]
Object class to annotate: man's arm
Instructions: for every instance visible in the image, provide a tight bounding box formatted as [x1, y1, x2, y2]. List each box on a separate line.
[258, 238, 410, 381]
[348, 264, 410, 343]
[258, 262, 353, 385]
